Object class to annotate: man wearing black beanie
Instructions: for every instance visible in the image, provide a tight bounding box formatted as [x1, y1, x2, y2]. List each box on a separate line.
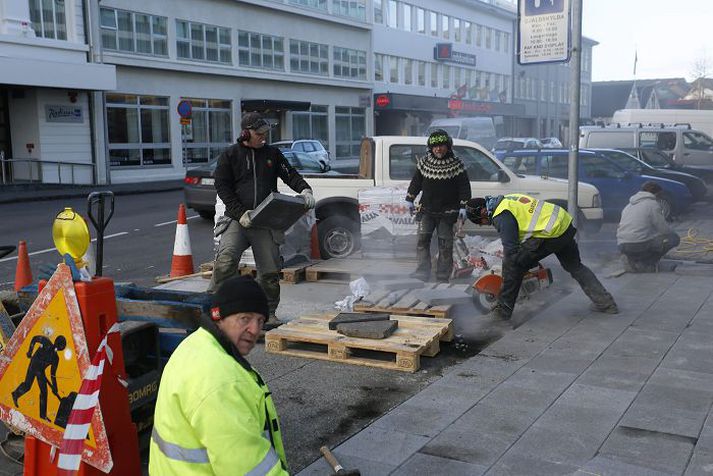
[150, 275, 288, 475]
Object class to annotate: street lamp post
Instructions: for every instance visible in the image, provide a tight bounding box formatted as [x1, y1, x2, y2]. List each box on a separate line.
[567, 0, 583, 226]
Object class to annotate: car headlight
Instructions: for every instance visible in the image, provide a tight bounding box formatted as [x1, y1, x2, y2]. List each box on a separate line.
[592, 193, 601, 208]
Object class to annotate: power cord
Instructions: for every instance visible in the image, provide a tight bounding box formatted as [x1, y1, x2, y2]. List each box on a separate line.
[675, 228, 713, 254]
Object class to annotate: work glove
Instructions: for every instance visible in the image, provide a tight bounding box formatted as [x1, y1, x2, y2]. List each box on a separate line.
[239, 210, 253, 228]
[458, 208, 467, 221]
[214, 215, 231, 237]
[301, 189, 316, 209]
[406, 201, 416, 216]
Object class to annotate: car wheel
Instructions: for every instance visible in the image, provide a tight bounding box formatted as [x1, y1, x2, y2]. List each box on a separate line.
[198, 210, 215, 220]
[657, 195, 673, 221]
[317, 216, 360, 259]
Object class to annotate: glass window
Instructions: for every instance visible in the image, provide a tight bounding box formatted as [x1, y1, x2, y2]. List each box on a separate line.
[332, 0, 366, 20]
[494, 30, 501, 51]
[454, 146, 501, 181]
[374, 0, 383, 23]
[431, 63, 439, 88]
[101, 8, 168, 56]
[334, 47, 367, 80]
[442, 15, 449, 39]
[640, 149, 672, 167]
[504, 32, 510, 53]
[180, 98, 232, 165]
[176, 19, 231, 64]
[388, 144, 420, 180]
[582, 154, 626, 179]
[540, 154, 569, 178]
[485, 27, 492, 49]
[403, 4, 412, 31]
[442, 65, 450, 90]
[417, 61, 426, 86]
[289, 0, 328, 10]
[387, 0, 397, 28]
[464, 21, 472, 44]
[683, 132, 713, 151]
[475, 24, 482, 47]
[29, 0, 66, 40]
[453, 18, 461, 42]
[640, 131, 677, 150]
[429, 11, 438, 36]
[292, 105, 329, 151]
[237, 31, 284, 70]
[335, 107, 365, 161]
[404, 59, 413, 85]
[107, 94, 171, 168]
[289, 39, 329, 75]
[503, 154, 538, 175]
[416, 8, 425, 34]
[389, 56, 399, 83]
[374, 53, 384, 81]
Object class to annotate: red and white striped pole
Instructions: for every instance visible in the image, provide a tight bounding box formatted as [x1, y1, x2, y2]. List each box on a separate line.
[169, 204, 195, 277]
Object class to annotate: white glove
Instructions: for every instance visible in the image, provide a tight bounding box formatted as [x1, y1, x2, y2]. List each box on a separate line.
[458, 208, 467, 221]
[239, 210, 252, 228]
[301, 189, 316, 209]
[406, 201, 416, 216]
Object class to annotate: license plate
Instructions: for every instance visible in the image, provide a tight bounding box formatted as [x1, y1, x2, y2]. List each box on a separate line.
[201, 178, 215, 186]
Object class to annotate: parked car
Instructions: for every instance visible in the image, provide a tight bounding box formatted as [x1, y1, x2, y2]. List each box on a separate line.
[184, 151, 330, 219]
[621, 147, 713, 185]
[271, 139, 330, 169]
[540, 137, 563, 148]
[593, 149, 707, 201]
[493, 137, 543, 151]
[496, 148, 694, 220]
[426, 117, 497, 150]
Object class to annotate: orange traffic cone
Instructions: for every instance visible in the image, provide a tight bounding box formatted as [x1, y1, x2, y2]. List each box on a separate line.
[169, 204, 195, 277]
[310, 223, 321, 260]
[14, 240, 32, 292]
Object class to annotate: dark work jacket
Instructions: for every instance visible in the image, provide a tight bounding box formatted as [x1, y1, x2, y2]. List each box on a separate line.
[214, 143, 311, 221]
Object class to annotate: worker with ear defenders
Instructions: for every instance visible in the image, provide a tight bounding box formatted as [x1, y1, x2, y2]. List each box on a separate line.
[209, 112, 315, 330]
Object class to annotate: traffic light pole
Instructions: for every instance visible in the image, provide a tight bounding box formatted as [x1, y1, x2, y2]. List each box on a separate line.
[567, 0, 583, 226]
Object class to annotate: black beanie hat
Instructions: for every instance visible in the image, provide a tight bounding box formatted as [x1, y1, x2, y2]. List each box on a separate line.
[427, 129, 452, 149]
[210, 275, 269, 321]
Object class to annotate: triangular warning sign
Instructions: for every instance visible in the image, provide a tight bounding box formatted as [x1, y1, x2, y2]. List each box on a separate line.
[0, 264, 112, 472]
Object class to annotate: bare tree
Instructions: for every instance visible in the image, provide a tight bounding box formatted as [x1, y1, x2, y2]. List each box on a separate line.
[690, 48, 711, 110]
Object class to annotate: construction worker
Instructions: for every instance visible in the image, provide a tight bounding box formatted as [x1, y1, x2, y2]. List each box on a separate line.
[210, 112, 315, 330]
[406, 129, 471, 282]
[617, 181, 681, 272]
[466, 194, 618, 320]
[149, 275, 288, 475]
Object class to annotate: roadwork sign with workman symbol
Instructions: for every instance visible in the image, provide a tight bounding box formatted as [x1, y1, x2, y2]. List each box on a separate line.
[0, 265, 112, 471]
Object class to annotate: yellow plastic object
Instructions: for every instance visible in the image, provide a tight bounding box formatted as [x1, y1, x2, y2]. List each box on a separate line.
[52, 207, 90, 263]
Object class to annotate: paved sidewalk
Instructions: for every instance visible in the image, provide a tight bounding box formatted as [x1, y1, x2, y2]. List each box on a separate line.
[0, 180, 182, 204]
[298, 270, 713, 475]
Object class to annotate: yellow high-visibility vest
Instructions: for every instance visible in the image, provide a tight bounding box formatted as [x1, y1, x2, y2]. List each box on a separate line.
[493, 194, 572, 242]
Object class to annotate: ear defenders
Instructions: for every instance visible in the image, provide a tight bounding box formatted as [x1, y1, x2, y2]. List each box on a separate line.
[239, 128, 251, 142]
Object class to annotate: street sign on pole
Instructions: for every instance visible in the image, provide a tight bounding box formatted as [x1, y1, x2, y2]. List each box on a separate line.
[518, 0, 571, 65]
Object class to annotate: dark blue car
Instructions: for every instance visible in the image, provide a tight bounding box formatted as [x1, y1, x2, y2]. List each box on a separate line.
[495, 149, 693, 220]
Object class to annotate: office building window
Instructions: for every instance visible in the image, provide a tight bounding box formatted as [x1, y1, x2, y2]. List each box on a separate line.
[453, 18, 461, 42]
[475, 24, 482, 47]
[374, 0, 383, 23]
[551, 81, 556, 102]
[293, 105, 329, 149]
[387, 0, 397, 28]
[107, 94, 170, 168]
[180, 98, 232, 165]
[541, 80, 546, 101]
[374, 53, 384, 81]
[402, 3, 412, 31]
[29, 0, 66, 40]
[416, 7, 425, 34]
[335, 107, 365, 160]
[417, 61, 426, 86]
[404, 58, 413, 85]
[238, 31, 284, 70]
[177, 20, 231, 64]
[442, 65, 450, 90]
[485, 27, 492, 49]
[100, 8, 167, 55]
[289, 0, 327, 11]
[464, 21, 472, 44]
[504, 32, 510, 53]
[429, 11, 438, 36]
[442, 15, 449, 39]
[494, 30, 501, 51]
[333, 47, 367, 79]
[389, 56, 399, 83]
[431, 63, 439, 88]
[289, 39, 329, 75]
[332, 0, 366, 20]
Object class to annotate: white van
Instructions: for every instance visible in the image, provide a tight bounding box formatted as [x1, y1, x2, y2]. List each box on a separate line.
[427, 117, 497, 150]
[580, 124, 713, 166]
[612, 109, 713, 137]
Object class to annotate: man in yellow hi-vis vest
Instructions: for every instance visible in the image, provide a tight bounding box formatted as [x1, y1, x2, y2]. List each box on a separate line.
[149, 275, 288, 475]
[466, 194, 618, 320]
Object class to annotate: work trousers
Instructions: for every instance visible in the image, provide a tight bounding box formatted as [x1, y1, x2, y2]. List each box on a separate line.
[619, 232, 681, 272]
[415, 213, 457, 281]
[208, 220, 284, 316]
[499, 224, 615, 315]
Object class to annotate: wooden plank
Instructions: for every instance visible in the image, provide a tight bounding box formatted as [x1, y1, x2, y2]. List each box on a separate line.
[361, 289, 391, 306]
[391, 290, 421, 312]
[238, 263, 310, 284]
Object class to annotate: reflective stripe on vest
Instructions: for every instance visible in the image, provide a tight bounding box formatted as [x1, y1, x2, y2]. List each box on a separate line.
[544, 205, 562, 234]
[246, 438, 280, 476]
[152, 428, 209, 464]
[522, 199, 546, 241]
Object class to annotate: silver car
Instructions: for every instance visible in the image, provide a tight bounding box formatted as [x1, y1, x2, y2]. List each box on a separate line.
[272, 139, 330, 169]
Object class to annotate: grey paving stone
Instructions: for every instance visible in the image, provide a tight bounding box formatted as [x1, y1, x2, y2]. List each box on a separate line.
[406, 378, 491, 411]
[336, 319, 398, 339]
[371, 401, 464, 438]
[606, 327, 678, 359]
[486, 451, 581, 476]
[676, 264, 713, 276]
[456, 399, 543, 443]
[476, 367, 575, 412]
[392, 452, 488, 476]
[421, 422, 513, 467]
[697, 412, 713, 452]
[574, 455, 674, 476]
[335, 427, 430, 467]
[648, 366, 713, 393]
[661, 329, 713, 375]
[375, 278, 426, 291]
[416, 288, 473, 305]
[524, 347, 597, 375]
[577, 354, 659, 392]
[684, 449, 713, 476]
[453, 354, 525, 380]
[598, 426, 695, 475]
[295, 449, 395, 476]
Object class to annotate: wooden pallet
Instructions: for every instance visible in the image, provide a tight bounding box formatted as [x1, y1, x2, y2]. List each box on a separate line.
[305, 258, 417, 282]
[265, 312, 453, 372]
[198, 261, 309, 284]
[354, 283, 465, 319]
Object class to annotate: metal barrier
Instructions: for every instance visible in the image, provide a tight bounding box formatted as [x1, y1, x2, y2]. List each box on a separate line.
[0, 156, 95, 185]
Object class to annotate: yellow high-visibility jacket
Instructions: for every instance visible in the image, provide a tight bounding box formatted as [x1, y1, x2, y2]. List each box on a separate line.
[493, 193, 572, 242]
[149, 327, 287, 476]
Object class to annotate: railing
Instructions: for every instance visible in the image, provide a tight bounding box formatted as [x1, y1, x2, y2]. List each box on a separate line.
[0, 156, 95, 185]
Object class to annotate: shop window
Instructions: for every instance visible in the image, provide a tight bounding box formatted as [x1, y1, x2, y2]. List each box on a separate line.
[332, 0, 366, 20]
[289, 39, 329, 75]
[335, 107, 365, 160]
[333, 47, 367, 80]
[238, 31, 284, 70]
[176, 20, 231, 64]
[292, 105, 329, 150]
[100, 7, 167, 56]
[181, 98, 232, 165]
[29, 0, 66, 40]
[107, 94, 171, 168]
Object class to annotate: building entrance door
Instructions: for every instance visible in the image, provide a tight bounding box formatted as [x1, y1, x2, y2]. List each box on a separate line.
[0, 88, 11, 183]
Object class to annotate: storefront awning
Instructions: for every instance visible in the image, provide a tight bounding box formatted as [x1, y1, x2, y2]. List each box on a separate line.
[241, 99, 311, 112]
[373, 93, 525, 117]
[0, 57, 116, 91]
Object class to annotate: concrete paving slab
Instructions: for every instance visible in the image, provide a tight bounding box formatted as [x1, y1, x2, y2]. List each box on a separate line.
[661, 329, 713, 375]
[684, 449, 713, 476]
[486, 451, 581, 476]
[296, 449, 396, 476]
[574, 455, 674, 476]
[335, 427, 430, 467]
[697, 412, 713, 453]
[416, 288, 472, 306]
[576, 354, 660, 392]
[620, 401, 708, 440]
[523, 348, 598, 375]
[421, 423, 513, 467]
[598, 426, 696, 475]
[605, 327, 678, 359]
[336, 319, 398, 339]
[392, 452, 488, 476]
[676, 264, 713, 276]
[375, 278, 425, 291]
[371, 401, 466, 438]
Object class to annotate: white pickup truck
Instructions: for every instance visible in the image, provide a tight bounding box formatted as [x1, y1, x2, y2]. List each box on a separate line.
[280, 136, 603, 259]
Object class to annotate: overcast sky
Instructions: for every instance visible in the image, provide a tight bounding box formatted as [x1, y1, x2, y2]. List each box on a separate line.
[582, 0, 713, 82]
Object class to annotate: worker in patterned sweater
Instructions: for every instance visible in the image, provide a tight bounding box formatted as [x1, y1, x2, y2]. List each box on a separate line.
[405, 129, 471, 282]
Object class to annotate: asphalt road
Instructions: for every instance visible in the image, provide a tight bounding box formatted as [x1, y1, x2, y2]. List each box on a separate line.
[0, 190, 216, 290]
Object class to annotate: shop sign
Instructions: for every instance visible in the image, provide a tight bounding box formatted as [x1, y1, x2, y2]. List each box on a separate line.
[433, 43, 477, 67]
[518, 0, 571, 64]
[45, 105, 83, 123]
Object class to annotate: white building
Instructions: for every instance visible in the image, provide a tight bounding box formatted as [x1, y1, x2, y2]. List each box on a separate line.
[0, 0, 115, 185]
